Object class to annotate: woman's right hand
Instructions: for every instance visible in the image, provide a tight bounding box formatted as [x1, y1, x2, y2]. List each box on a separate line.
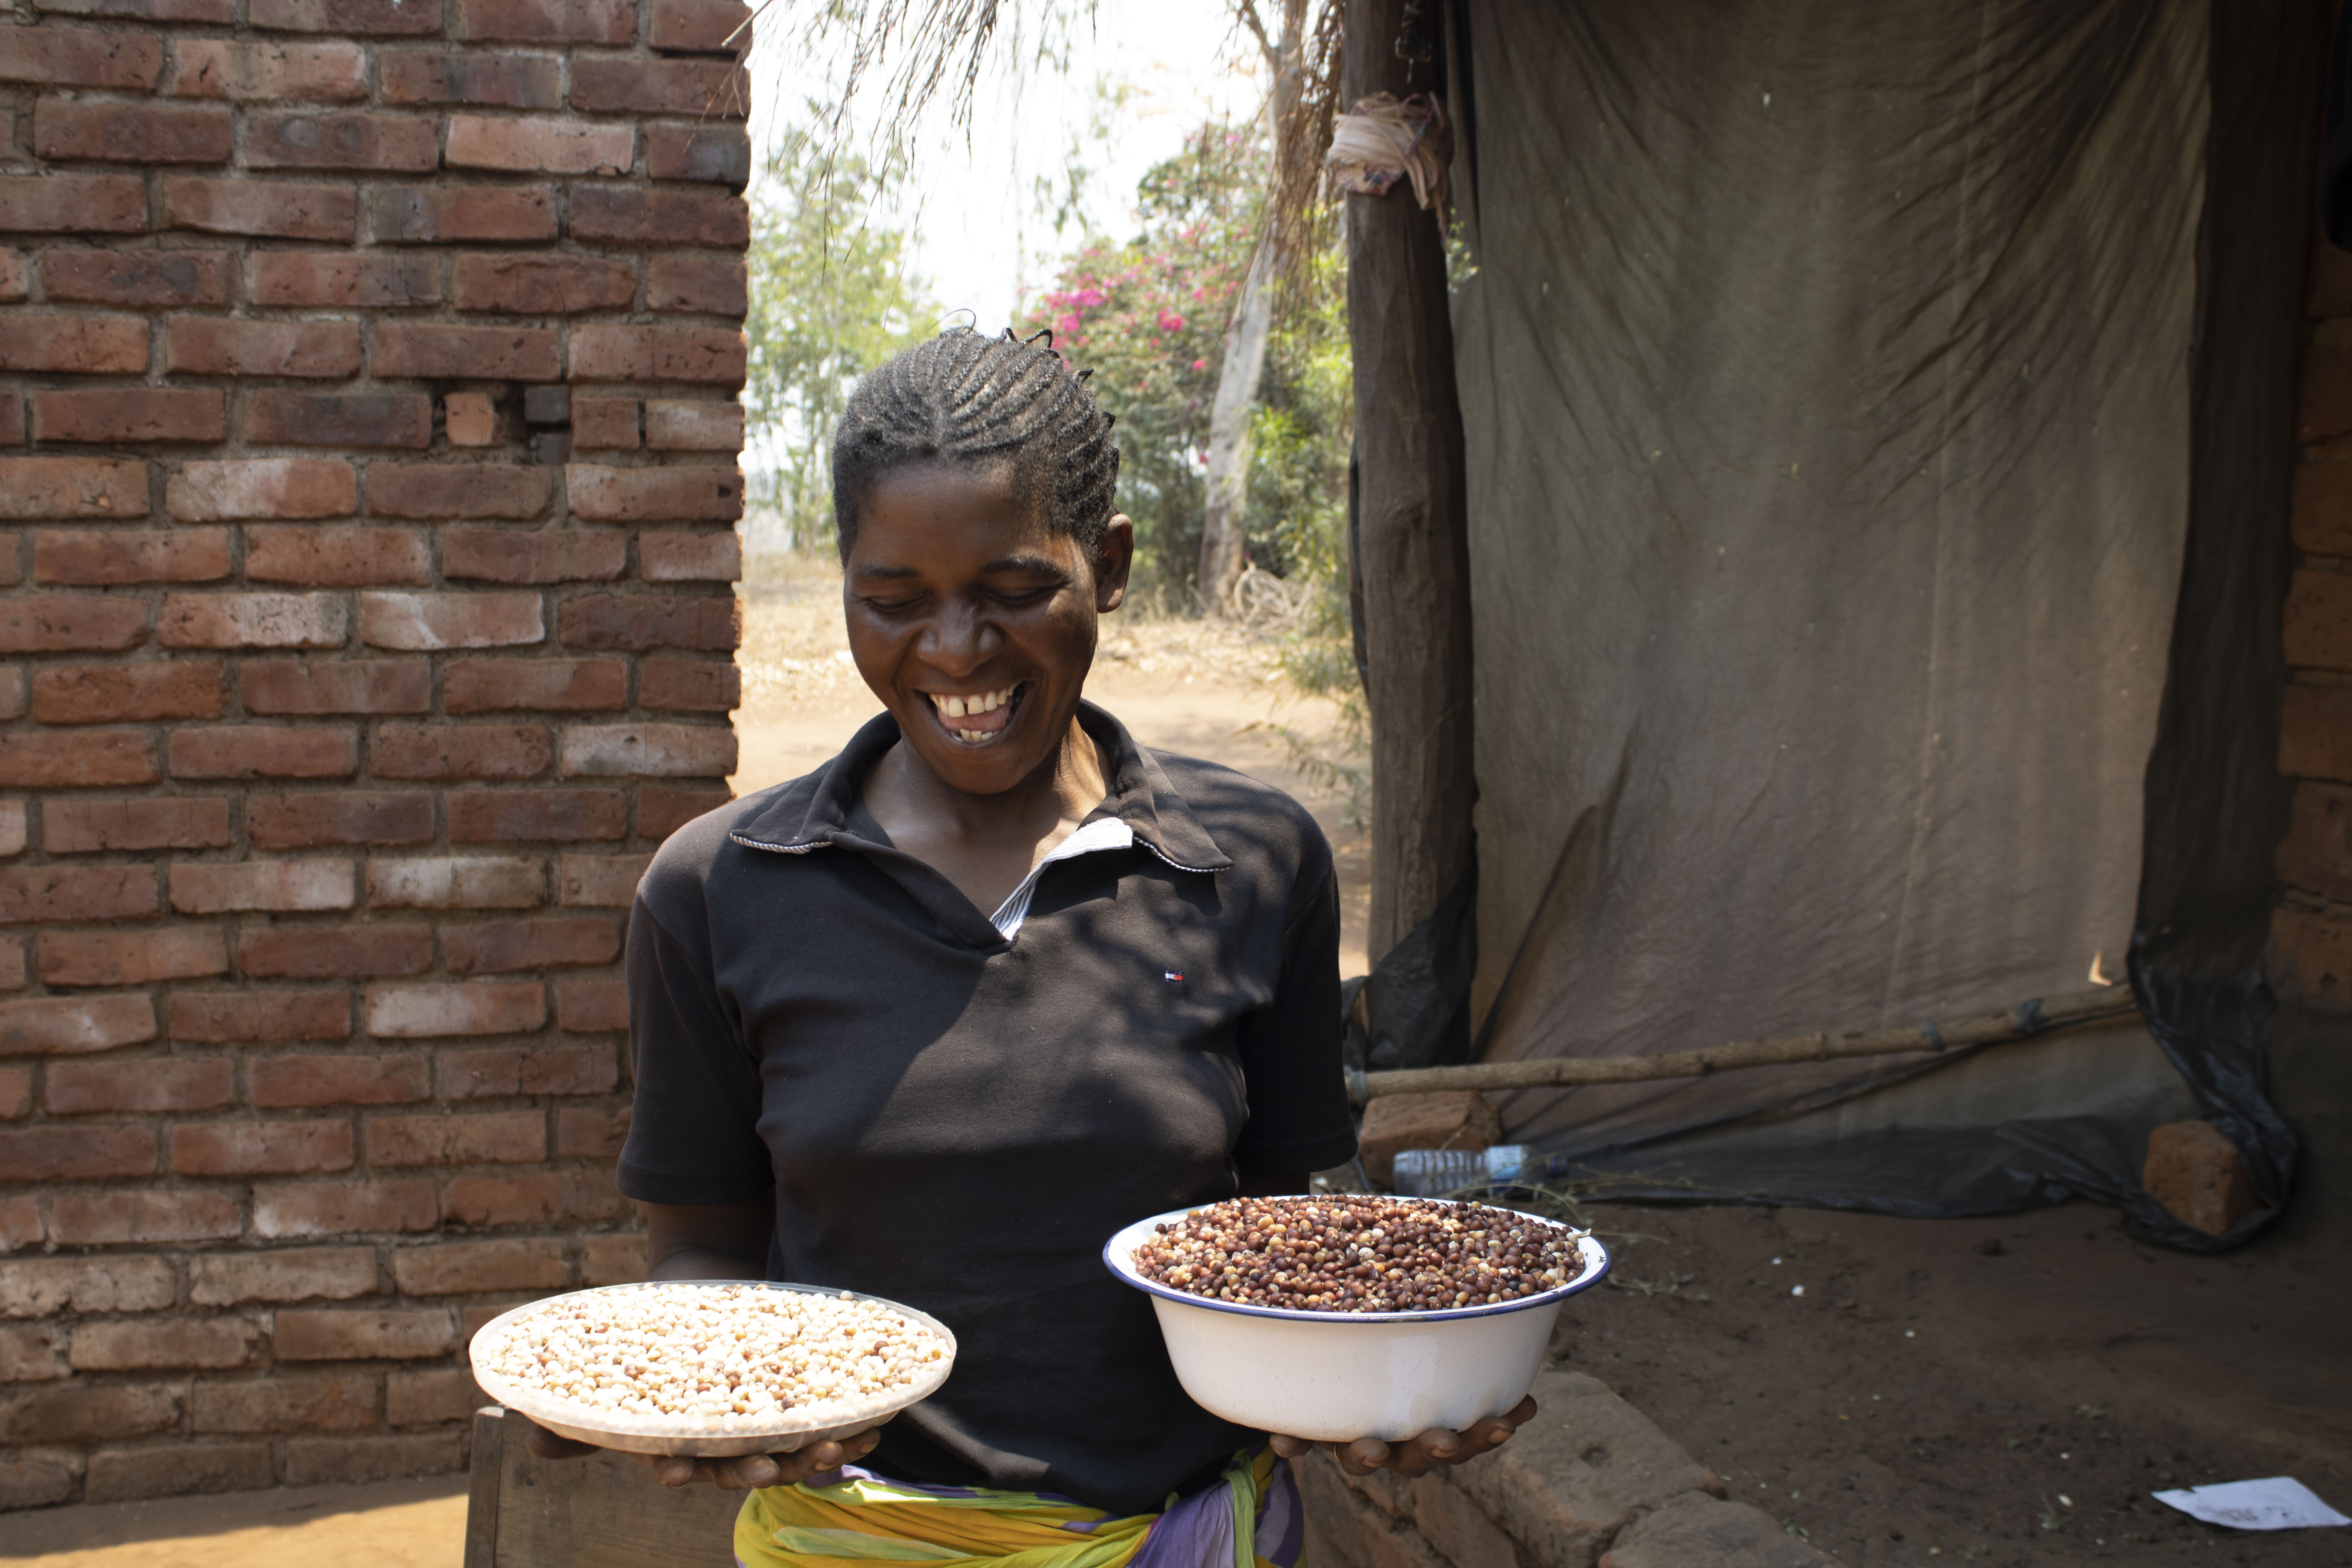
[521, 1417, 888, 1490]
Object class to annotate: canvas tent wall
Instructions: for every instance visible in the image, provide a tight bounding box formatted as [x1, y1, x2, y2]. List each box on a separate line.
[1439, 0, 2324, 1245]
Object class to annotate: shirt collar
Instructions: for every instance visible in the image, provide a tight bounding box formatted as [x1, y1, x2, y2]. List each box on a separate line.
[728, 699, 1234, 873]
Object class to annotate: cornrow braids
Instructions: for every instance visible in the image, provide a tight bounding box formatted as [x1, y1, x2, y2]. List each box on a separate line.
[831, 326, 1121, 560]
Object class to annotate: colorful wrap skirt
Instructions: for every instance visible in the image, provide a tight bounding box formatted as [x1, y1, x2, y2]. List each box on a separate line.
[734, 1449, 1305, 1568]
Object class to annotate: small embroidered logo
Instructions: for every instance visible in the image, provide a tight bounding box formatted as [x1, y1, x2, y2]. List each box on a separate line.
[1163, 971, 1185, 983]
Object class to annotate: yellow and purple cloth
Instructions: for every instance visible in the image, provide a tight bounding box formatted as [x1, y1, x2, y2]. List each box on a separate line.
[734, 1448, 1305, 1568]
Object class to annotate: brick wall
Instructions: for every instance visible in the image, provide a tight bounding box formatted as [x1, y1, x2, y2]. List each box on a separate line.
[0, 0, 749, 1507]
[2279, 234, 2352, 1009]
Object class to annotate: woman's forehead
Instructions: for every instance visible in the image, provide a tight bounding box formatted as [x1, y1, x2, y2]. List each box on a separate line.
[849, 463, 1072, 568]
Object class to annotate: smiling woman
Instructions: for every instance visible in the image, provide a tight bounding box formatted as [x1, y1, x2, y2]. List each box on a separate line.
[524, 327, 1534, 1567]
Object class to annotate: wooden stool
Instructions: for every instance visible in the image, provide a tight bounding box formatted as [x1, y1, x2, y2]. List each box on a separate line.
[464, 1407, 746, 1567]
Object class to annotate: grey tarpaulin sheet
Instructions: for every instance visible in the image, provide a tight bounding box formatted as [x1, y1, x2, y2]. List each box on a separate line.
[1446, 0, 2320, 1241]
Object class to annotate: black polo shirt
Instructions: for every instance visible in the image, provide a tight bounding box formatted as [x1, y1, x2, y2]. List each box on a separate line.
[616, 701, 1357, 1514]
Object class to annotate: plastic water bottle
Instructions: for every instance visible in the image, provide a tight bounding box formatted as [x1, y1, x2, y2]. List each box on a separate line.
[1392, 1145, 1534, 1197]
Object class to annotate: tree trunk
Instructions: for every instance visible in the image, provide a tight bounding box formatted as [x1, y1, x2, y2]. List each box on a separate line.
[1343, 0, 1475, 960]
[1196, 242, 1274, 613]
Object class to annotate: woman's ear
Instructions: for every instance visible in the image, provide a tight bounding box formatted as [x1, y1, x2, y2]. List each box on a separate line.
[1094, 515, 1136, 613]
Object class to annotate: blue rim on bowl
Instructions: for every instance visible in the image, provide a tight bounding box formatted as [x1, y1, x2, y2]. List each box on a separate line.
[1103, 1196, 1611, 1323]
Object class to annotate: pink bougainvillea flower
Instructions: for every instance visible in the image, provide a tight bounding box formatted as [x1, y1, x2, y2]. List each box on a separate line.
[1157, 310, 1186, 333]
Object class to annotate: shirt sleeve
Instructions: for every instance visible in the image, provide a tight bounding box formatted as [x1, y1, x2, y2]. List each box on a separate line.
[1229, 845, 1360, 1176]
[615, 890, 776, 1207]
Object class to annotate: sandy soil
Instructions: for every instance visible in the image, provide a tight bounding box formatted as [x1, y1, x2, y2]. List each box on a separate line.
[2, 1476, 468, 1566]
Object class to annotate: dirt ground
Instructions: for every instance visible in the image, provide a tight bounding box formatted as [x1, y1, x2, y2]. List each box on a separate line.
[2, 1475, 469, 1565]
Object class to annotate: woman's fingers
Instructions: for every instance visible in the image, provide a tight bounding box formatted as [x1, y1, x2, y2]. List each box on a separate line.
[648, 1455, 702, 1488]
[1267, 1434, 1313, 1459]
[1336, 1437, 1393, 1475]
[519, 1419, 597, 1460]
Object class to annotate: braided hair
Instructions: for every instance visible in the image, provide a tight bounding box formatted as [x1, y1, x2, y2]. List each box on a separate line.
[830, 326, 1120, 560]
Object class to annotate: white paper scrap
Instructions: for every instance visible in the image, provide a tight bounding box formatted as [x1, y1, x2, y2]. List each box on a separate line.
[2151, 1478, 2351, 1531]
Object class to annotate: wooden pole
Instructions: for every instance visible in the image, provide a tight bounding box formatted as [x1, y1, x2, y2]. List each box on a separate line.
[1347, 987, 2141, 1103]
[1343, 0, 1477, 960]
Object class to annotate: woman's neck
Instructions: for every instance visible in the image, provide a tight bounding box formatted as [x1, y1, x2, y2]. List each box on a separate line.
[861, 714, 1111, 911]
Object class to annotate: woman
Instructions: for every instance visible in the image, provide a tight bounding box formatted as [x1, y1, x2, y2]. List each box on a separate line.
[531, 329, 1534, 1565]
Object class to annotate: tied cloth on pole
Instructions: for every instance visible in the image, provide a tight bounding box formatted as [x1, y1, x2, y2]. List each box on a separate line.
[1325, 91, 1451, 210]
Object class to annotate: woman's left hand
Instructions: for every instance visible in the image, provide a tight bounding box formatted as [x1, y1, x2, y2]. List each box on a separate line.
[1268, 1395, 1537, 1478]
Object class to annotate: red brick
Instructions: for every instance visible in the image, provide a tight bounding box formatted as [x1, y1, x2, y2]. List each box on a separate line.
[168, 457, 356, 521]
[0, 1256, 174, 1317]
[0, 1125, 156, 1180]
[446, 1041, 613, 1096]
[642, 657, 739, 711]
[250, 1052, 428, 1107]
[242, 659, 430, 715]
[374, 723, 551, 780]
[557, 1105, 630, 1159]
[274, 1308, 454, 1361]
[2272, 904, 2352, 1010]
[31, 661, 224, 723]
[449, 789, 626, 842]
[247, 525, 430, 587]
[387, 1366, 487, 1427]
[570, 186, 748, 247]
[34, 388, 224, 445]
[255, 1178, 435, 1237]
[163, 177, 354, 241]
[0, 252, 22, 304]
[367, 855, 544, 909]
[168, 860, 353, 914]
[0, 1069, 29, 1118]
[281, 1431, 465, 1486]
[2279, 781, 2352, 901]
[34, 529, 228, 584]
[0, 174, 147, 235]
[561, 723, 735, 778]
[170, 725, 357, 779]
[391, 1237, 568, 1296]
[0, 25, 163, 88]
[47, 1058, 232, 1114]
[0, 933, 24, 987]
[370, 185, 557, 244]
[0, 731, 157, 788]
[170, 39, 367, 101]
[0, 802, 21, 855]
[0, 865, 157, 925]
[444, 657, 626, 713]
[642, 530, 742, 582]
[43, 249, 231, 306]
[570, 325, 745, 386]
[368, 463, 553, 519]
[161, 592, 348, 649]
[41, 927, 227, 987]
[360, 591, 545, 650]
[2282, 682, 2352, 782]
[73, 1318, 258, 1372]
[566, 464, 743, 521]
[49, 1191, 242, 1246]
[380, 54, 562, 109]
[573, 397, 640, 450]
[174, 1118, 351, 1176]
[35, 99, 232, 165]
[240, 925, 433, 979]
[445, 393, 498, 447]
[365, 981, 546, 1038]
[558, 853, 651, 907]
[375, 323, 559, 381]
[170, 989, 349, 1043]
[254, 0, 440, 31]
[2288, 568, 2352, 671]
[646, 254, 746, 315]
[2301, 343, 2352, 443]
[0, 392, 20, 448]
[444, 528, 627, 583]
[650, 0, 752, 51]
[639, 786, 732, 839]
[444, 915, 618, 973]
[167, 317, 361, 378]
[189, 1249, 376, 1306]
[249, 250, 441, 309]
[192, 1375, 376, 1433]
[0, 315, 147, 373]
[366, 1109, 543, 1166]
[457, 0, 633, 40]
[0, 1383, 181, 1446]
[451, 252, 636, 314]
[249, 791, 435, 849]
[443, 1169, 619, 1226]
[580, 1232, 646, 1285]
[243, 390, 432, 449]
[0, 1197, 42, 1252]
[554, 977, 627, 1031]
[559, 592, 739, 651]
[38, 0, 233, 18]
[569, 56, 748, 116]
[46, 798, 229, 855]
[0, 457, 149, 521]
[0, 1322, 65, 1380]
[446, 115, 633, 176]
[645, 399, 744, 451]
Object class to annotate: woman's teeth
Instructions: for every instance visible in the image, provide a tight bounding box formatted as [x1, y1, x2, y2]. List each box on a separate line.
[928, 684, 1018, 742]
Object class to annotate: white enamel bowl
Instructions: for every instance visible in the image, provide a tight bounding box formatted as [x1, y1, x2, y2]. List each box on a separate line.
[470, 1280, 956, 1458]
[1103, 1200, 1610, 1443]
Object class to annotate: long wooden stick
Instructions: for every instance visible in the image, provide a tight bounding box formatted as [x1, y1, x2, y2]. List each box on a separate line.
[1348, 985, 2139, 1104]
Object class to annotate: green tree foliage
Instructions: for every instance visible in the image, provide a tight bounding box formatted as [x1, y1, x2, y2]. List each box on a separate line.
[743, 116, 937, 554]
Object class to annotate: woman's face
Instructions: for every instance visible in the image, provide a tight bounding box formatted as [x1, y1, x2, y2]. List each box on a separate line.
[843, 462, 1134, 797]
